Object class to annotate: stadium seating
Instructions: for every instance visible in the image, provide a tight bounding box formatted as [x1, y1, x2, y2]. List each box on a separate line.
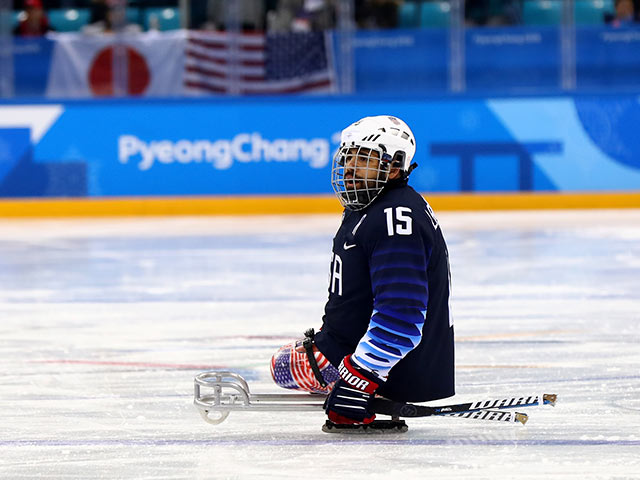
[402, 0, 614, 28]
[10, 10, 24, 29]
[126, 7, 142, 27]
[574, 0, 614, 25]
[420, 1, 451, 27]
[48, 8, 90, 32]
[488, 0, 507, 17]
[143, 7, 180, 31]
[522, 0, 562, 25]
[398, 1, 420, 28]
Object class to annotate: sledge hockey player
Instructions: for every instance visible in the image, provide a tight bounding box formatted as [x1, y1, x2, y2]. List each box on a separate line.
[271, 115, 455, 430]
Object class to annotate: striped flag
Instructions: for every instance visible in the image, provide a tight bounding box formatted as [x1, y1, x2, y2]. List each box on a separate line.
[185, 30, 336, 95]
[270, 340, 339, 394]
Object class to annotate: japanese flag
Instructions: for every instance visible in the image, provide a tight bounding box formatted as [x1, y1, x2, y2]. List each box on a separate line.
[45, 31, 187, 98]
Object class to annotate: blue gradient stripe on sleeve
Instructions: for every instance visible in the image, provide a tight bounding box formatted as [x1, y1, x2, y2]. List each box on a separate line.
[354, 309, 427, 378]
[353, 241, 430, 379]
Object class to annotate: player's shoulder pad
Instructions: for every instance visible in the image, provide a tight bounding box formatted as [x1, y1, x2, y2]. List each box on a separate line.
[354, 192, 417, 243]
[359, 186, 441, 242]
[391, 185, 441, 233]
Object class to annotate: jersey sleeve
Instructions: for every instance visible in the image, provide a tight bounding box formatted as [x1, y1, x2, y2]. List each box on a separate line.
[352, 210, 431, 381]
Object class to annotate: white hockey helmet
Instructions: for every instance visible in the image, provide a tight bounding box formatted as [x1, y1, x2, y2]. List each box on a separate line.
[331, 115, 417, 210]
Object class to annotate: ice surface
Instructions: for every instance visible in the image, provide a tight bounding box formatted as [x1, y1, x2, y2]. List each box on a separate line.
[1, 210, 639, 479]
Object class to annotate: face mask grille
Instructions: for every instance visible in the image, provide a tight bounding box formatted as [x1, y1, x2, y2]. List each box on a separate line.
[331, 145, 390, 210]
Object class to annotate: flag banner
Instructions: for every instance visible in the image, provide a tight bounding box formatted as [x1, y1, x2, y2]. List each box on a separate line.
[45, 30, 335, 98]
[46, 31, 186, 98]
[184, 30, 336, 95]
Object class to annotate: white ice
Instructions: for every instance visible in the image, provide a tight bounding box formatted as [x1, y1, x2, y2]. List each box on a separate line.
[1, 210, 639, 479]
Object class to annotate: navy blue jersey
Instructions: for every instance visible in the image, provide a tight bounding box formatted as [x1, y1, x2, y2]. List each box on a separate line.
[314, 180, 455, 403]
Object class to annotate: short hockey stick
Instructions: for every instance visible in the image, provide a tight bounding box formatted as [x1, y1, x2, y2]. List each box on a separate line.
[444, 409, 529, 425]
[371, 394, 556, 418]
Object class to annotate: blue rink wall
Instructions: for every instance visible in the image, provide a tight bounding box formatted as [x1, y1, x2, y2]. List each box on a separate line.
[1, 94, 640, 211]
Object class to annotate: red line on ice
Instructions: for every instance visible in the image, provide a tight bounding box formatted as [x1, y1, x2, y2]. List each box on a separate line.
[31, 359, 226, 370]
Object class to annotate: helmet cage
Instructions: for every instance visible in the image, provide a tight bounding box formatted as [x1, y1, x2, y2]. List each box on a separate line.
[331, 144, 392, 211]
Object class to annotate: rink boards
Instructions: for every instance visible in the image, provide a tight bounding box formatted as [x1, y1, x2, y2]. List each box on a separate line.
[1, 95, 640, 215]
[1, 192, 640, 217]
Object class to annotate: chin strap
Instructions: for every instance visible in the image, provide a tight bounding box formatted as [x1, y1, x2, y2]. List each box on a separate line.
[302, 328, 328, 388]
[405, 162, 418, 179]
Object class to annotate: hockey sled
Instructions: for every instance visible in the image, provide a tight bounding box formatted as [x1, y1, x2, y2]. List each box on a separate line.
[194, 371, 326, 425]
[194, 370, 556, 428]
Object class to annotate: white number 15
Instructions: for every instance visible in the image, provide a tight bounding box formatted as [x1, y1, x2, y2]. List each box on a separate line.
[384, 207, 412, 236]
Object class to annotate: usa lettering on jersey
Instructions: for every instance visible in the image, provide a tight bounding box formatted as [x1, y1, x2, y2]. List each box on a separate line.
[330, 253, 342, 295]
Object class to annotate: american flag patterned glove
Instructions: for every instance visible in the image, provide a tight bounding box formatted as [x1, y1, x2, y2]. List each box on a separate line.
[324, 355, 384, 425]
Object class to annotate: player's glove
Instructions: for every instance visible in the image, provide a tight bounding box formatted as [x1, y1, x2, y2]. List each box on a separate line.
[324, 355, 384, 425]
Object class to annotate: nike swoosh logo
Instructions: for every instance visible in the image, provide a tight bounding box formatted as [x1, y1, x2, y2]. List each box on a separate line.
[343, 242, 357, 250]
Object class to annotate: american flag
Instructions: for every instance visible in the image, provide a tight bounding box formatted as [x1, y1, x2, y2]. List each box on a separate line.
[184, 30, 336, 95]
[270, 340, 339, 394]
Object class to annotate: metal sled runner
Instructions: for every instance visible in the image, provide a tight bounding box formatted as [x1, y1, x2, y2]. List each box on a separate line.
[194, 371, 327, 425]
[194, 370, 557, 427]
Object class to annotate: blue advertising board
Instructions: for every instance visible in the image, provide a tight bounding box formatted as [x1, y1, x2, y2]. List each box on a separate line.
[1, 94, 640, 198]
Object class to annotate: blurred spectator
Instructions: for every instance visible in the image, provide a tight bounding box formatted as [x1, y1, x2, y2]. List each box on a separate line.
[88, 0, 109, 26]
[267, 0, 297, 31]
[13, 0, 60, 9]
[82, 0, 142, 34]
[355, 0, 399, 29]
[605, 0, 637, 26]
[203, 0, 266, 31]
[501, 0, 522, 24]
[298, 0, 335, 31]
[13, 0, 54, 36]
[267, 0, 335, 32]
